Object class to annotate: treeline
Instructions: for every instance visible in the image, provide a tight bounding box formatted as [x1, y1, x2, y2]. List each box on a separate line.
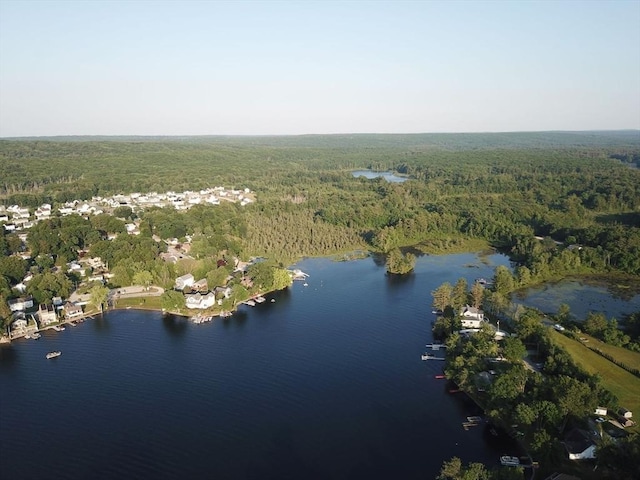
[1, 137, 640, 277]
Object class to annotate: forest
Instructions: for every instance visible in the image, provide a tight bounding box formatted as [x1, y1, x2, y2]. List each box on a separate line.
[1, 132, 639, 314]
[1, 132, 639, 268]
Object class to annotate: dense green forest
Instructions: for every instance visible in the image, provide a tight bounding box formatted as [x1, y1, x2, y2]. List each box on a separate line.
[2, 132, 639, 274]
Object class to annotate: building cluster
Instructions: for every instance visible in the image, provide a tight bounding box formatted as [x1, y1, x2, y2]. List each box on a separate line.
[1, 186, 255, 232]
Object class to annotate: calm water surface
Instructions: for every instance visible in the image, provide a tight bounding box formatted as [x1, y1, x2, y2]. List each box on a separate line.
[351, 170, 408, 183]
[514, 279, 640, 321]
[10, 252, 631, 479]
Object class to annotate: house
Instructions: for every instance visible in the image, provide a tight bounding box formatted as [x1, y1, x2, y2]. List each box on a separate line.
[214, 286, 231, 299]
[8, 296, 34, 312]
[191, 278, 208, 292]
[563, 429, 596, 460]
[175, 274, 195, 290]
[460, 305, 485, 328]
[64, 302, 83, 319]
[185, 292, 216, 309]
[38, 304, 58, 325]
[11, 318, 28, 332]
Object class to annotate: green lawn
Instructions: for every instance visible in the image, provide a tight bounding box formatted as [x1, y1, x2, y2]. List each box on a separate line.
[113, 296, 163, 310]
[551, 330, 640, 424]
[576, 333, 640, 372]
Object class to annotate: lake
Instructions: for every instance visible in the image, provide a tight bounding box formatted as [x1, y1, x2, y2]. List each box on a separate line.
[0, 253, 512, 480]
[351, 170, 408, 182]
[1, 253, 637, 479]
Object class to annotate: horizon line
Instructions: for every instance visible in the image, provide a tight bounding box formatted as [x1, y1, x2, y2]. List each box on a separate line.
[2, 129, 639, 140]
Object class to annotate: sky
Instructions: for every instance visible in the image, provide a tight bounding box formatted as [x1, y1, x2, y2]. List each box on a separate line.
[0, 0, 639, 137]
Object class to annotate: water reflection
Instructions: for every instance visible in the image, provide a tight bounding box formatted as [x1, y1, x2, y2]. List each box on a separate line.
[0, 346, 18, 367]
[162, 314, 188, 336]
[352, 170, 408, 183]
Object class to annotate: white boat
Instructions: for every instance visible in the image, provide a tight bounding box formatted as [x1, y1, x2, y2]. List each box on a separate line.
[24, 334, 31, 339]
[246, 300, 256, 307]
[46, 351, 61, 359]
[500, 456, 520, 466]
[255, 296, 266, 303]
[31, 332, 41, 339]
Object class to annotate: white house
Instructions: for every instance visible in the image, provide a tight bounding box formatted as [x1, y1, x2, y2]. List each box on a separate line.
[185, 292, 216, 309]
[8, 296, 34, 312]
[38, 304, 58, 325]
[563, 429, 596, 460]
[175, 273, 195, 290]
[460, 305, 485, 329]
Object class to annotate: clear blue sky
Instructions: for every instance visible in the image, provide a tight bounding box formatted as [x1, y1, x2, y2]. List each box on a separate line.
[1, 0, 639, 136]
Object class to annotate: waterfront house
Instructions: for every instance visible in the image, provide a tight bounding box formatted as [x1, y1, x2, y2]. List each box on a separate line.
[460, 305, 484, 329]
[191, 278, 208, 293]
[185, 292, 216, 309]
[563, 429, 596, 460]
[214, 286, 232, 299]
[11, 318, 28, 335]
[64, 302, 83, 319]
[8, 296, 34, 312]
[38, 304, 58, 326]
[175, 274, 195, 290]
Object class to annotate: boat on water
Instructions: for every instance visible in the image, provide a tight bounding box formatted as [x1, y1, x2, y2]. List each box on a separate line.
[219, 311, 232, 318]
[46, 351, 62, 359]
[255, 296, 266, 303]
[500, 456, 520, 466]
[24, 334, 31, 339]
[421, 353, 445, 361]
[31, 332, 41, 339]
[246, 300, 256, 307]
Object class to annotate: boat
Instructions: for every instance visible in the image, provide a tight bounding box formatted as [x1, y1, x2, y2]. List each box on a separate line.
[500, 456, 520, 466]
[46, 351, 62, 359]
[421, 353, 445, 361]
[24, 334, 31, 339]
[467, 416, 482, 423]
[246, 300, 256, 307]
[255, 296, 266, 303]
[219, 311, 232, 318]
[303, 283, 308, 287]
[31, 332, 41, 339]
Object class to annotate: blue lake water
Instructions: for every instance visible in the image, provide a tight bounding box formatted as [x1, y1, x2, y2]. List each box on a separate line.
[2, 252, 637, 479]
[351, 170, 408, 182]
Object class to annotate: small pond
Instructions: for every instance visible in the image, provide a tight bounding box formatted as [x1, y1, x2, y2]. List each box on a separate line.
[352, 170, 408, 183]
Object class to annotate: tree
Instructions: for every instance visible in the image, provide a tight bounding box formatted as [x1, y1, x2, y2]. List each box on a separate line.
[132, 270, 153, 290]
[492, 265, 515, 296]
[584, 312, 608, 337]
[160, 290, 185, 311]
[470, 281, 484, 309]
[437, 456, 490, 480]
[27, 272, 73, 304]
[113, 206, 133, 220]
[432, 282, 453, 313]
[385, 248, 416, 274]
[451, 277, 468, 310]
[501, 337, 526, 362]
[89, 284, 110, 312]
[556, 303, 571, 325]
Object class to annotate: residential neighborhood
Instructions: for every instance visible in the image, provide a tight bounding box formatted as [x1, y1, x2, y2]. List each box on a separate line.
[0, 186, 254, 232]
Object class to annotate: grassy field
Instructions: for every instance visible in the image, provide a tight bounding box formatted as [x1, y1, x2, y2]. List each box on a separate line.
[113, 296, 163, 310]
[550, 330, 640, 425]
[576, 332, 640, 372]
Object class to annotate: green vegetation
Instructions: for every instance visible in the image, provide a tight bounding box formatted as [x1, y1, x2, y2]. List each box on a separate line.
[550, 330, 640, 421]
